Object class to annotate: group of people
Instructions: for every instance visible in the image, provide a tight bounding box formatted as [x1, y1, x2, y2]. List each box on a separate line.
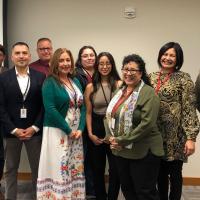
[0, 39, 199, 200]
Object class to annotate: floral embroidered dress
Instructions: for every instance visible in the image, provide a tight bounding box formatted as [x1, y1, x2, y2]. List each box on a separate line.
[37, 78, 85, 200]
[150, 71, 199, 162]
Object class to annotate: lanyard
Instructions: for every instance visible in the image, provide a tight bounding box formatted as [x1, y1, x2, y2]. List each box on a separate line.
[82, 68, 93, 83]
[100, 82, 112, 106]
[62, 79, 78, 108]
[155, 69, 173, 94]
[22, 75, 30, 102]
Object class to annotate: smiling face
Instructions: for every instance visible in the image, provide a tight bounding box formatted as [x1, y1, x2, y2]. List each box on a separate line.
[11, 45, 31, 69]
[57, 52, 72, 76]
[37, 40, 53, 62]
[160, 48, 176, 70]
[98, 55, 112, 77]
[122, 61, 142, 87]
[81, 48, 96, 70]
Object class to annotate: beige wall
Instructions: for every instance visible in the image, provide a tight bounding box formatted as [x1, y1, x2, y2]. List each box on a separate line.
[7, 0, 200, 177]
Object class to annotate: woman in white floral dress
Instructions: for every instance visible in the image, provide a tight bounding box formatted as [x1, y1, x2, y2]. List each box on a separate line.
[37, 48, 86, 200]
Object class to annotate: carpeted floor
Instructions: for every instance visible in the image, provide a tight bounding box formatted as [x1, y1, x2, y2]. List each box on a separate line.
[1, 181, 200, 200]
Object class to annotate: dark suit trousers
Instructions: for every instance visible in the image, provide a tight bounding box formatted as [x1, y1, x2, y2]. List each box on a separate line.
[115, 153, 161, 200]
[157, 160, 183, 200]
[4, 136, 42, 200]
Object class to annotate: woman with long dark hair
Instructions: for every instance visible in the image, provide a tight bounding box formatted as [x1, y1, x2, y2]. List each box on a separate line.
[85, 52, 121, 200]
[75, 45, 97, 198]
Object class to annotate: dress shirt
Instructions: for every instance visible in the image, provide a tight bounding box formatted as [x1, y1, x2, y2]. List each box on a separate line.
[11, 67, 39, 134]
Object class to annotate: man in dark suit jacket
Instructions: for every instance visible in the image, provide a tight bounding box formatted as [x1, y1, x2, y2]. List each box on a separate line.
[0, 42, 45, 200]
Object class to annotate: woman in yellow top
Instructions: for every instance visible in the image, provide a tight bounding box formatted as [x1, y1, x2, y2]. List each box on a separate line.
[150, 42, 199, 200]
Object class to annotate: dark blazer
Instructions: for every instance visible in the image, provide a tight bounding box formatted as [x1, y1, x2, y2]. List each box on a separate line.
[75, 67, 89, 92]
[0, 67, 45, 138]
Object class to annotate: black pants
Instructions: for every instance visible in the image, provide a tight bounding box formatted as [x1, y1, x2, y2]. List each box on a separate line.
[83, 128, 95, 196]
[90, 142, 120, 200]
[90, 112, 120, 200]
[115, 153, 160, 200]
[157, 160, 183, 200]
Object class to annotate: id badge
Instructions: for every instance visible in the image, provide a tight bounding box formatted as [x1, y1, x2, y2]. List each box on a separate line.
[20, 108, 27, 118]
[111, 118, 115, 129]
[73, 109, 79, 126]
[74, 116, 78, 126]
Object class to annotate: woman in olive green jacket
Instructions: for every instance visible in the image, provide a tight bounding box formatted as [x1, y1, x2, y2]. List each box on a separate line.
[105, 54, 164, 200]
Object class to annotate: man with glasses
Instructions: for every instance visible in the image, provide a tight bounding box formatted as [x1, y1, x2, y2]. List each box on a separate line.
[30, 38, 53, 76]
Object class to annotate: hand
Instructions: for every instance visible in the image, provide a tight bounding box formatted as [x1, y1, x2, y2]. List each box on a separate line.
[22, 127, 36, 139]
[109, 136, 122, 151]
[69, 130, 82, 139]
[184, 140, 195, 156]
[110, 143, 122, 151]
[69, 131, 76, 139]
[14, 128, 26, 139]
[102, 137, 110, 144]
[74, 130, 82, 139]
[89, 134, 103, 145]
[109, 136, 116, 144]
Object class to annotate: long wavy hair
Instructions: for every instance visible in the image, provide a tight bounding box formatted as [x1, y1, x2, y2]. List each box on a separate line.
[90, 52, 121, 100]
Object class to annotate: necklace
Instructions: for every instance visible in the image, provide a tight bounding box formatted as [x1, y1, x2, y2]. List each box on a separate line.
[82, 68, 93, 82]
[100, 82, 112, 106]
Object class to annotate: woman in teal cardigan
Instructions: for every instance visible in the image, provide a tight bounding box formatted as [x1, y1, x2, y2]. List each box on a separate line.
[37, 48, 86, 200]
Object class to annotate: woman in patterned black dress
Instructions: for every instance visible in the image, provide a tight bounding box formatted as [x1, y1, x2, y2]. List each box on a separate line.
[150, 42, 200, 200]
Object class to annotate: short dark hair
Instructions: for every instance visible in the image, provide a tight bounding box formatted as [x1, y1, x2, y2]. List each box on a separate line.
[122, 54, 152, 86]
[75, 45, 97, 68]
[157, 42, 184, 71]
[37, 38, 52, 45]
[12, 42, 29, 49]
[0, 44, 6, 55]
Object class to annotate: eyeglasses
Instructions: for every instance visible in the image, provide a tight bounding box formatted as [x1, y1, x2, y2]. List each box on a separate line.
[38, 48, 52, 52]
[121, 68, 140, 74]
[99, 62, 111, 67]
[81, 54, 95, 59]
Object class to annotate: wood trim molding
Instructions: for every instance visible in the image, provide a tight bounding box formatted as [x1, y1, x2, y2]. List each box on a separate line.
[183, 177, 200, 186]
[17, 173, 200, 186]
[106, 175, 200, 186]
